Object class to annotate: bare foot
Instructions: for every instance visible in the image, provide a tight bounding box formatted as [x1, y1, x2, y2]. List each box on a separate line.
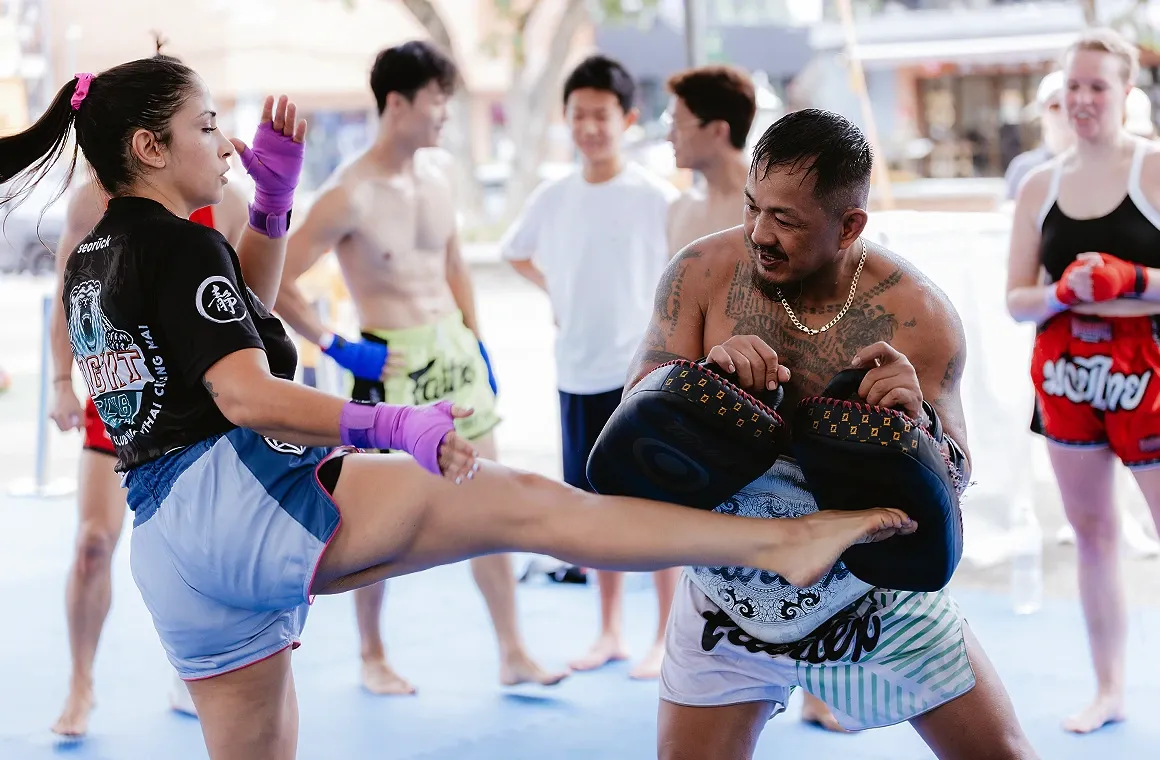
[51, 686, 94, 737]
[801, 693, 847, 732]
[500, 652, 570, 687]
[771, 509, 916, 589]
[569, 633, 629, 672]
[629, 641, 666, 680]
[1062, 694, 1125, 734]
[361, 658, 417, 696]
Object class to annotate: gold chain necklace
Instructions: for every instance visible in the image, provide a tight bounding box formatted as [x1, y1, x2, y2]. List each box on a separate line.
[776, 238, 867, 335]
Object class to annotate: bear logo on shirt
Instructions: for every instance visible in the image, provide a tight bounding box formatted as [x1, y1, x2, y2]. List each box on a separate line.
[67, 279, 156, 430]
[196, 275, 248, 324]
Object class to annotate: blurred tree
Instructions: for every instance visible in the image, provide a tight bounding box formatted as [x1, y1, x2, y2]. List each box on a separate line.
[1079, 0, 1098, 26]
[484, 0, 592, 224]
[1112, 1, 1160, 73]
[341, 0, 655, 225]
[1084, 1, 1160, 73]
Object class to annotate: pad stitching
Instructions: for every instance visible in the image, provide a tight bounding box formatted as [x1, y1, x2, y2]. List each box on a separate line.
[798, 396, 966, 496]
[655, 359, 785, 425]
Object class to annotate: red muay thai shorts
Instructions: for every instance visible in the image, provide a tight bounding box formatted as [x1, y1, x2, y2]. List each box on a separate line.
[1031, 313, 1160, 468]
[83, 396, 116, 456]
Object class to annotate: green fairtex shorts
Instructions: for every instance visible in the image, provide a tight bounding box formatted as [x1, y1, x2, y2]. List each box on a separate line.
[350, 310, 501, 442]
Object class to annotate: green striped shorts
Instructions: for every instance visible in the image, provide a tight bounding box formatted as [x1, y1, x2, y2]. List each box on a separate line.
[659, 573, 976, 730]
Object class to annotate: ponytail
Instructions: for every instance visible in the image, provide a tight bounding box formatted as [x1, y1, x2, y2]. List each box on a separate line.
[0, 76, 84, 219]
[2, 58, 198, 219]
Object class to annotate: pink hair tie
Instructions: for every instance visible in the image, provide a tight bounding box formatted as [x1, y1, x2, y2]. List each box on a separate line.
[71, 73, 94, 111]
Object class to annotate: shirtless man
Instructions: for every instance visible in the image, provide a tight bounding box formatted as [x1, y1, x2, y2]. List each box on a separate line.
[665, 65, 753, 252]
[630, 109, 1038, 759]
[47, 174, 246, 736]
[275, 40, 566, 694]
[664, 64, 848, 733]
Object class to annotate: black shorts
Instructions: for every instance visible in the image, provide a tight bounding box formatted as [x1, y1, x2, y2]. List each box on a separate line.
[559, 387, 623, 492]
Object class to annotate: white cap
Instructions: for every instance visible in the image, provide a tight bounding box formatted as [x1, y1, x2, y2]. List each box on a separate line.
[1036, 71, 1065, 105]
[1126, 87, 1154, 137]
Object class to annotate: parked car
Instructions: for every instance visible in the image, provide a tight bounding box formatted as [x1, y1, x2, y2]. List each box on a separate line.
[0, 165, 74, 275]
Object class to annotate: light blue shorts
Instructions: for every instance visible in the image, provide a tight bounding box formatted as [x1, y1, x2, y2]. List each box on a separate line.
[124, 428, 345, 681]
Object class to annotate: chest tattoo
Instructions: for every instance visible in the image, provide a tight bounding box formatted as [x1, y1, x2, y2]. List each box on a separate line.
[720, 262, 905, 423]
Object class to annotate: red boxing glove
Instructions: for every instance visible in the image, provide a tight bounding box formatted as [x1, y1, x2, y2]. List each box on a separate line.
[1090, 253, 1147, 301]
[1053, 261, 1085, 306]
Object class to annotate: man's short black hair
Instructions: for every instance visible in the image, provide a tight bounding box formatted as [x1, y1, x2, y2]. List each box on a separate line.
[370, 40, 458, 115]
[563, 54, 635, 113]
[667, 65, 757, 150]
[750, 109, 872, 216]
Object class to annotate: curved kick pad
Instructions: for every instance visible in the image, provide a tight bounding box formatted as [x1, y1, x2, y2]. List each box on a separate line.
[791, 368, 965, 592]
[586, 359, 788, 511]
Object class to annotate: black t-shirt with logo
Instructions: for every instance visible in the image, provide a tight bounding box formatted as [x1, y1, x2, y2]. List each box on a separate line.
[62, 196, 298, 472]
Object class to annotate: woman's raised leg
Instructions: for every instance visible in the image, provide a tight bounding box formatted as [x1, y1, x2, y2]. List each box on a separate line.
[311, 454, 913, 596]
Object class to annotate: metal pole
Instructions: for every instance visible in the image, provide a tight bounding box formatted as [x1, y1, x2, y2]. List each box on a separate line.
[9, 294, 74, 498]
[33, 294, 50, 488]
[314, 297, 337, 395]
[39, 0, 55, 115]
[684, 0, 706, 68]
[836, 0, 895, 210]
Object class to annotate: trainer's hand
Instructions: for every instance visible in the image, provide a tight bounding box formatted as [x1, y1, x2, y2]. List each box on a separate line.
[705, 335, 791, 392]
[438, 405, 479, 484]
[50, 385, 83, 432]
[851, 342, 923, 421]
[1056, 252, 1102, 305]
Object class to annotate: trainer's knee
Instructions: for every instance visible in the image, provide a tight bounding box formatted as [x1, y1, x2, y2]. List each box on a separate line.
[978, 732, 1039, 760]
[658, 738, 708, 760]
[657, 726, 730, 760]
[73, 525, 118, 576]
[657, 725, 694, 760]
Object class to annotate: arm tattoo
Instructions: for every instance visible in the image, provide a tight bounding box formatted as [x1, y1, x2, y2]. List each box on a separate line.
[638, 350, 685, 366]
[643, 323, 668, 351]
[653, 248, 703, 339]
[203, 379, 219, 399]
[931, 337, 971, 486]
[940, 346, 966, 397]
[626, 249, 706, 393]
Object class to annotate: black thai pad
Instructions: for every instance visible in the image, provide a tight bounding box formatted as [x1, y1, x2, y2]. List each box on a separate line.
[586, 359, 788, 511]
[790, 368, 964, 592]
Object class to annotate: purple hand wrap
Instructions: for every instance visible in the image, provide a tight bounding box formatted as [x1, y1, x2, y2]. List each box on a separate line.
[339, 401, 456, 475]
[236, 122, 304, 215]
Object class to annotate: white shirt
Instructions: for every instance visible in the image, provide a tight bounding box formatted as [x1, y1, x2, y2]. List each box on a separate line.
[500, 163, 679, 394]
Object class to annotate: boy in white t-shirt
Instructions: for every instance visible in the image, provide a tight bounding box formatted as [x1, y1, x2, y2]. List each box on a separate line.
[501, 54, 680, 680]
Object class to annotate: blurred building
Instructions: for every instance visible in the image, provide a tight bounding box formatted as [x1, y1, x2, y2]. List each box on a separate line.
[807, 0, 1089, 179]
[9, 1, 1160, 190]
[2, 0, 595, 190]
[594, 0, 1160, 181]
[594, 2, 812, 127]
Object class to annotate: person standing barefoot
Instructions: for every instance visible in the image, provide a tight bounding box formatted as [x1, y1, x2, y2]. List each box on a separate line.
[276, 41, 566, 693]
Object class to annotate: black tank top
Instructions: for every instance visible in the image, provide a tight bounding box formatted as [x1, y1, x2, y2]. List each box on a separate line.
[1038, 140, 1160, 283]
